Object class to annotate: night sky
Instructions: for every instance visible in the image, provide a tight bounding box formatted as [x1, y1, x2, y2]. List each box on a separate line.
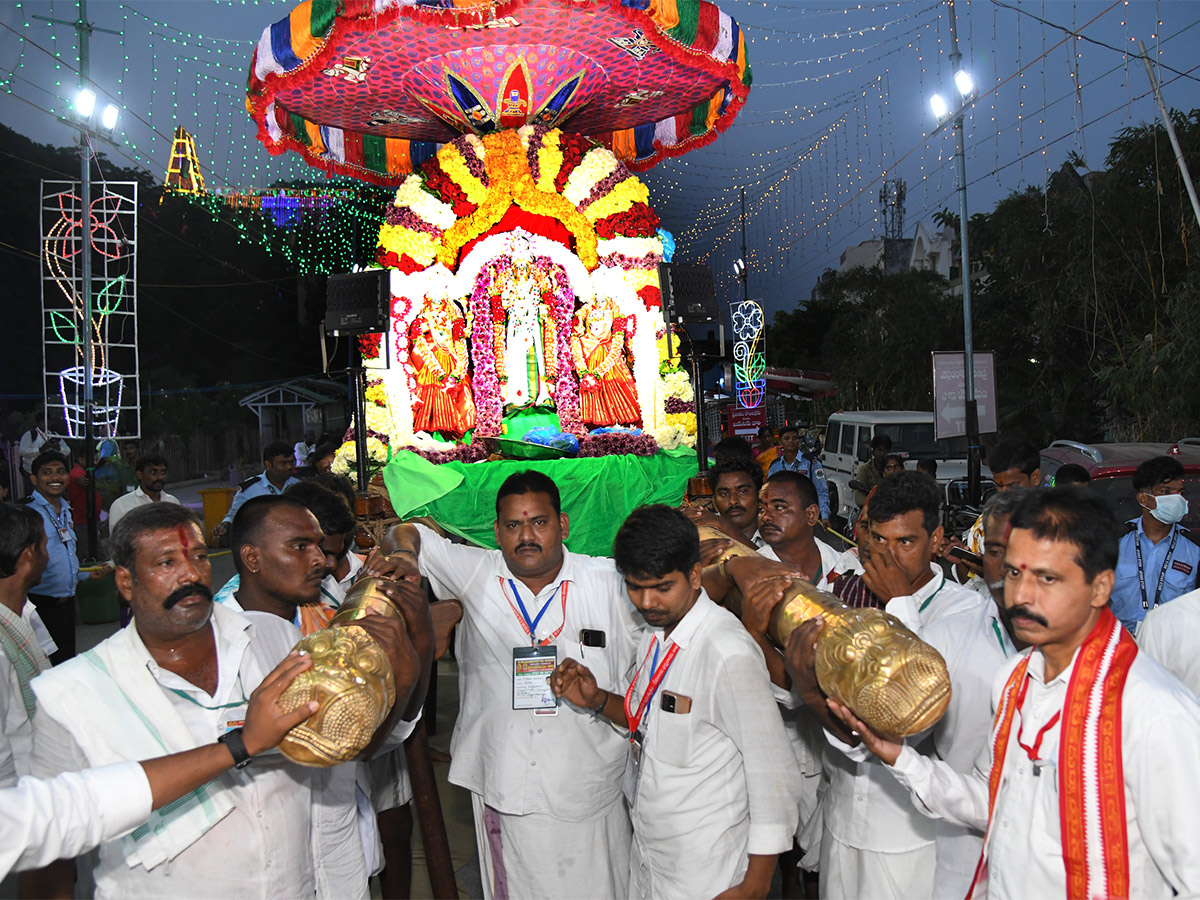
[2, 0, 1196, 317]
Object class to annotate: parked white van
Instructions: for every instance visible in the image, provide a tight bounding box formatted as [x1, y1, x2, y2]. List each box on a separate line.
[821, 410, 989, 521]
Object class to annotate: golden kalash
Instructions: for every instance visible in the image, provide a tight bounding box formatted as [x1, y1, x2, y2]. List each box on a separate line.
[701, 527, 951, 738]
[276, 577, 401, 766]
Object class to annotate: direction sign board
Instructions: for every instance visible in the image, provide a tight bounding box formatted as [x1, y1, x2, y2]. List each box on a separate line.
[931, 351, 997, 439]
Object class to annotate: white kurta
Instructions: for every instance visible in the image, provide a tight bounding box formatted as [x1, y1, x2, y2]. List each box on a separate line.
[818, 564, 980, 900]
[920, 590, 1016, 899]
[412, 524, 641, 898]
[30, 606, 318, 900]
[889, 646, 1200, 899]
[0, 760, 152, 878]
[1138, 586, 1200, 695]
[627, 592, 800, 900]
[106, 487, 183, 534]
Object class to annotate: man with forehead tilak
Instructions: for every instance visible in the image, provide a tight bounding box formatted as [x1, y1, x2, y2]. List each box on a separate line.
[829, 487, 1200, 898]
[378, 470, 642, 900]
[28, 502, 425, 899]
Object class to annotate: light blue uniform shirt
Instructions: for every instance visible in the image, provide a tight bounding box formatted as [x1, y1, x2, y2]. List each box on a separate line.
[220, 472, 301, 525]
[27, 492, 87, 598]
[1111, 518, 1200, 633]
[767, 453, 831, 519]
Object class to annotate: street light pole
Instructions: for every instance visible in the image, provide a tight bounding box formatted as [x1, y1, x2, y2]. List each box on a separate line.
[740, 188, 750, 302]
[947, 0, 981, 506]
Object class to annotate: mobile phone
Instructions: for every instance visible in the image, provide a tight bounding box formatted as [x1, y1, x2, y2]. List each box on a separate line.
[948, 546, 982, 568]
[579, 629, 607, 648]
[660, 691, 691, 714]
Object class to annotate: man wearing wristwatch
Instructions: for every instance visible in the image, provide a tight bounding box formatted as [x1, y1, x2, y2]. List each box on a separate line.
[28, 501, 426, 899]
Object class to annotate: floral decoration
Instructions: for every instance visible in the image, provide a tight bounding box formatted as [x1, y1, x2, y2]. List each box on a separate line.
[359, 333, 382, 360]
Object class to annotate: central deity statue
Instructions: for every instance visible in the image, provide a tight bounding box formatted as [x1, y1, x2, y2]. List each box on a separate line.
[496, 236, 557, 409]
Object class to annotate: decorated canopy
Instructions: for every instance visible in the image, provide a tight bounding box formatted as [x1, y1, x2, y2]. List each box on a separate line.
[247, 0, 751, 184]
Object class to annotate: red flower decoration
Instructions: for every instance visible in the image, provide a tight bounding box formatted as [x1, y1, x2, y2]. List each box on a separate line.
[358, 333, 383, 359]
[376, 248, 426, 273]
[595, 203, 661, 239]
[637, 285, 662, 310]
[452, 319, 465, 340]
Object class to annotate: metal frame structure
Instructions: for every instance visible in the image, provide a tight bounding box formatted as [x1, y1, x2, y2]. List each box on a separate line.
[40, 179, 140, 444]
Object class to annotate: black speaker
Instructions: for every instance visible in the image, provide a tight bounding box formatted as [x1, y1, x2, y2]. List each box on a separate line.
[323, 270, 389, 335]
[298, 274, 328, 326]
[658, 263, 718, 323]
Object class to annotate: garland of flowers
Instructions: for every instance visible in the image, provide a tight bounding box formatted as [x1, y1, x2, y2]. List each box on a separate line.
[576, 431, 659, 458]
[467, 266, 503, 435]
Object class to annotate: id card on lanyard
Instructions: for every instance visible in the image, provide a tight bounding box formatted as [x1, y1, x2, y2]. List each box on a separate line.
[622, 637, 679, 805]
[503, 578, 569, 715]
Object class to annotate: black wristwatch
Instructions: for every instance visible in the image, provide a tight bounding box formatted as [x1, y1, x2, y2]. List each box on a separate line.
[218, 728, 254, 769]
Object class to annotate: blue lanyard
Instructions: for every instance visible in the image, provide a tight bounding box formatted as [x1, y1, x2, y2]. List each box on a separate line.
[648, 640, 661, 680]
[508, 579, 565, 639]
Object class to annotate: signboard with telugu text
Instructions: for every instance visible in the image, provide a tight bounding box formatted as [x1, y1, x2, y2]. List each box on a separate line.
[931, 351, 997, 439]
[729, 406, 767, 437]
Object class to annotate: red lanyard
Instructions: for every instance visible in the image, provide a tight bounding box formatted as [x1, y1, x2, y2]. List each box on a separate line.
[624, 638, 680, 739]
[1014, 673, 1061, 761]
[501, 578, 569, 646]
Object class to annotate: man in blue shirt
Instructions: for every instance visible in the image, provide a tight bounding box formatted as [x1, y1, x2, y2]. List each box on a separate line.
[23, 451, 107, 664]
[211, 441, 300, 541]
[767, 426, 831, 524]
[1111, 455, 1200, 634]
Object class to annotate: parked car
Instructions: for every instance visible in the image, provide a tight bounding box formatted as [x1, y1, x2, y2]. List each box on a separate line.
[822, 410, 994, 522]
[1039, 439, 1200, 529]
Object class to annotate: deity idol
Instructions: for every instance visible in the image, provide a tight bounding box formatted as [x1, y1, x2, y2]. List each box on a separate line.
[570, 298, 640, 427]
[409, 296, 476, 436]
[495, 235, 557, 408]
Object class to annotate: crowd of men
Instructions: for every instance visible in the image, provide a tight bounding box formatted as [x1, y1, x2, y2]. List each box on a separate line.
[1, 424, 1200, 899]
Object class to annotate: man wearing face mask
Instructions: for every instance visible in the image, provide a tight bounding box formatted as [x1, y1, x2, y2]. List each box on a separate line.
[1110, 456, 1200, 635]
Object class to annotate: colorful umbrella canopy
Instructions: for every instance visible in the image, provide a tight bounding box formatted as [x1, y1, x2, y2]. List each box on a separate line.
[247, 0, 751, 185]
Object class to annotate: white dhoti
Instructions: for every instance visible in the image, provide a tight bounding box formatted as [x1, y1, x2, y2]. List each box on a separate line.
[819, 830, 936, 900]
[368, 748, 413, 812]
[471, 794, 631, 900]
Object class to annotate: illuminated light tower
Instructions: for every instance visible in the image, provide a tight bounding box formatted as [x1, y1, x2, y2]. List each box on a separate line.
[929, 0, 981, 506]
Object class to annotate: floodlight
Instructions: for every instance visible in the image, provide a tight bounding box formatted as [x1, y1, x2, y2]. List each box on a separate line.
[929, 94, 950, 123]
[75, 88, 96, 118]
[101, 103, 119, 131]
[954, 69, 977, 100]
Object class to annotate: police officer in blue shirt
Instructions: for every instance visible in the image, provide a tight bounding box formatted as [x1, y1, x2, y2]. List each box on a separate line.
[23, 451, 109, 664]
[768, 426, 831, 524]
[1111, 455, 1200, 634]
[211, 440, 301, 541]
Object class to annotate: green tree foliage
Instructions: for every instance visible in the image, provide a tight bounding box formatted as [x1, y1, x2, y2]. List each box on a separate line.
[769, 109, 1200, 445]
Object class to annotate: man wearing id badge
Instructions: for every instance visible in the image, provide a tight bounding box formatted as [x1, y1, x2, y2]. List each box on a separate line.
[379, 471, 642, 900]
[24, 451, 110, 665]
[551, 505, 799, 900]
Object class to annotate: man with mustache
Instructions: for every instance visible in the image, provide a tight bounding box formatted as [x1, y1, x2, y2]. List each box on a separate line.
[379, 470, 641, 900]
[683, 457, 764, 549]
[550, 504, 799, 900]
[107, 455, 181, 533]
[28, 502, 426, 899]
[828, 487, 1200, 898]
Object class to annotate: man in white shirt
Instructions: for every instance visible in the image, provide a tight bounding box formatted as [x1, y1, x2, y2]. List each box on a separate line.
[295, 432, 316, 468]
[827, 487, 1200, 899]
[1138, 586, 1200, 693]
[2, 651, 318, 880]
[107, 454, 181, 533]
[551, 504, 800, 900]
[0, 505, 56, 787]
[30, 502, 425, 899]
[789, 471, 979, 900]
[380, 470, 642, 900]
[18, 415, 58, 480]
[226, 494, 431, 899]
[905, 488, 1026, 898]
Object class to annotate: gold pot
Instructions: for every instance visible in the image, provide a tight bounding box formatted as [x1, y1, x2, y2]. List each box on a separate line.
[698, 526, 950, 737]
[276, 578, 400, 766]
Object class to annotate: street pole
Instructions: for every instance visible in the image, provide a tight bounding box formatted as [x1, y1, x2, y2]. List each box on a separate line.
[77, 0, 99, 560]
[1136, 40, 1200, 230]
[740, 188, 750, 302]
[34, 1, 120, 559]
[947, 0, 980, 506]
